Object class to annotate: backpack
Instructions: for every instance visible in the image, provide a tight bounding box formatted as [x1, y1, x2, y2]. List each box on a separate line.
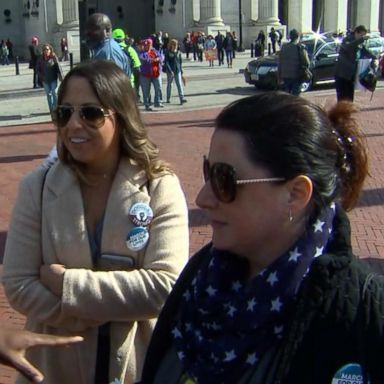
[107, 39, 132, 78]
[122, 48, 134, 76]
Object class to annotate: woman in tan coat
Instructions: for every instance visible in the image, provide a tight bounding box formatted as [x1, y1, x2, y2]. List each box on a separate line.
[2, 60, 189, 383]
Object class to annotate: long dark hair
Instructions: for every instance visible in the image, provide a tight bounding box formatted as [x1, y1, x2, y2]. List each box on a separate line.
[215, 92, 368, 220]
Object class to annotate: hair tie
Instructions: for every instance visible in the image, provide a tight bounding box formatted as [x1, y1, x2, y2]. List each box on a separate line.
[332, 129, 354, 173]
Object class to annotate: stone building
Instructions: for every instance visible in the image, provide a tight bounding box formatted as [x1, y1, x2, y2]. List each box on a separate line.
[0, 0, 383, 62]
[0, 0, 79, 61]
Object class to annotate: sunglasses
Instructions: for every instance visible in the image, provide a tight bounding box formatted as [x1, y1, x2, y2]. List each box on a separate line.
[203, 156, 285, 203]
[54, 105, 113, 128]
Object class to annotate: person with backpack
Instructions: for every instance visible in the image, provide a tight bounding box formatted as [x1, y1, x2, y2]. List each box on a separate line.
[278, 29, 310, 95]
[112, 28, 141, 100]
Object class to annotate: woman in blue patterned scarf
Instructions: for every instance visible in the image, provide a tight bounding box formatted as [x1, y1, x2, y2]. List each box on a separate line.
[140, 92, 384, 384]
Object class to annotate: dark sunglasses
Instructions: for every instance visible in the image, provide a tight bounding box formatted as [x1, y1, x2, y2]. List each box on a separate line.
[203, 156, 285, 203]
[54, 105, 113, 128]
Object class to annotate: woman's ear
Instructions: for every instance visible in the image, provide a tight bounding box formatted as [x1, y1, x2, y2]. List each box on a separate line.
[287, 175, 313, 214]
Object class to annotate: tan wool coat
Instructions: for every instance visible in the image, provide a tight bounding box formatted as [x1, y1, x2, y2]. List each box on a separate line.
[2, 158, 189, 383]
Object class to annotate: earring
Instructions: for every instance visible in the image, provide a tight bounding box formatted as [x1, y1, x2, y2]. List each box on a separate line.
[289, 207, 293, 222]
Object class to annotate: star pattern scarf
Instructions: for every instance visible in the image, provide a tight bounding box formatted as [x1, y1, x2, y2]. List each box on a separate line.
[173, 204, 336, 384]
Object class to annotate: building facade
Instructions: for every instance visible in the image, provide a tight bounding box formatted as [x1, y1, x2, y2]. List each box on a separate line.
[0, 0, 383, 61]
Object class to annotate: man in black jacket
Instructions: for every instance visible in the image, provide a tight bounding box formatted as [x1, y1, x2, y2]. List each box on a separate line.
[278, 29, 310, 96]
[334, 25, 377, 101]
[215, 31, 225, 66]
[28, 36, 41, 88]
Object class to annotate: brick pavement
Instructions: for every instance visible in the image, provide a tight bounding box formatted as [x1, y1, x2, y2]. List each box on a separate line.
[1, 90, 384, 382]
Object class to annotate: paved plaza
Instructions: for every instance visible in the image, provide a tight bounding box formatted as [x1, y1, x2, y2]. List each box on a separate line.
[1, 54, 384, 382]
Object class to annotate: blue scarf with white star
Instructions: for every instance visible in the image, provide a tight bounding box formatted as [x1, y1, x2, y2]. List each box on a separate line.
[173, 204, 336, 384]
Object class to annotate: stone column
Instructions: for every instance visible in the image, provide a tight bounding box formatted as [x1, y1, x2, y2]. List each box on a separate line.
[61, 0, 79, 28]
[199, 0, 224, 25]
[193, 0, 201, 23]
[257, 0, 280, 25]
[324, 0, 347, 34]
[356, 0, 380, 32]
[55, 0, 80, 63]
[288, 0, 312, 33]
[250, 0, 258, 23]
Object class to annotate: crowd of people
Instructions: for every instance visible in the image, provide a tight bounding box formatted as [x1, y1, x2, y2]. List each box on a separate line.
[26, 22, 242, 115]
[181, 30, 238, 68]
[27, 19, 196, 113]
[25, 18, 259, 114]
[2, 13, 384, 384]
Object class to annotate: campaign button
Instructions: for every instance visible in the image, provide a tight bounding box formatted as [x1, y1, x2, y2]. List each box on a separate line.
[129, 202, 153, 226]
[331, 363, 367, 384]
[126, 227, 149, 251]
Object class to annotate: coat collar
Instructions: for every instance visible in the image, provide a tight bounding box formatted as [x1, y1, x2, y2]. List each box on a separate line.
[45, 157, 147, 198]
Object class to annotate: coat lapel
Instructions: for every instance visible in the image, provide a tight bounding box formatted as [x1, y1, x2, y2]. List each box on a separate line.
[43, 162, 92, 267]
[101, 158, 149, 256]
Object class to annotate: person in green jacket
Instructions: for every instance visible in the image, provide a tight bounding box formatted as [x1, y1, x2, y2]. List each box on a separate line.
[113, 28, 141, 101]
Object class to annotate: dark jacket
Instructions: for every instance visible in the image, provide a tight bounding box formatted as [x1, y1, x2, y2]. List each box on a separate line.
[28, 44, 40, 68]
[215, 34, 225, 49]
[223, 36, 237, 51]
[278, 41, 310, 80]
[335, 34, 377, 81]
[164, 49, 183, 75]
[36, 56, 62, 84]
[140, 209, 384, 384]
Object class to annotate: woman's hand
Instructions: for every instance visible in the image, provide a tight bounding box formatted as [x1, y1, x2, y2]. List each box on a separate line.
[40, 264, 66, 297]
[0, 328, 83, 383]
